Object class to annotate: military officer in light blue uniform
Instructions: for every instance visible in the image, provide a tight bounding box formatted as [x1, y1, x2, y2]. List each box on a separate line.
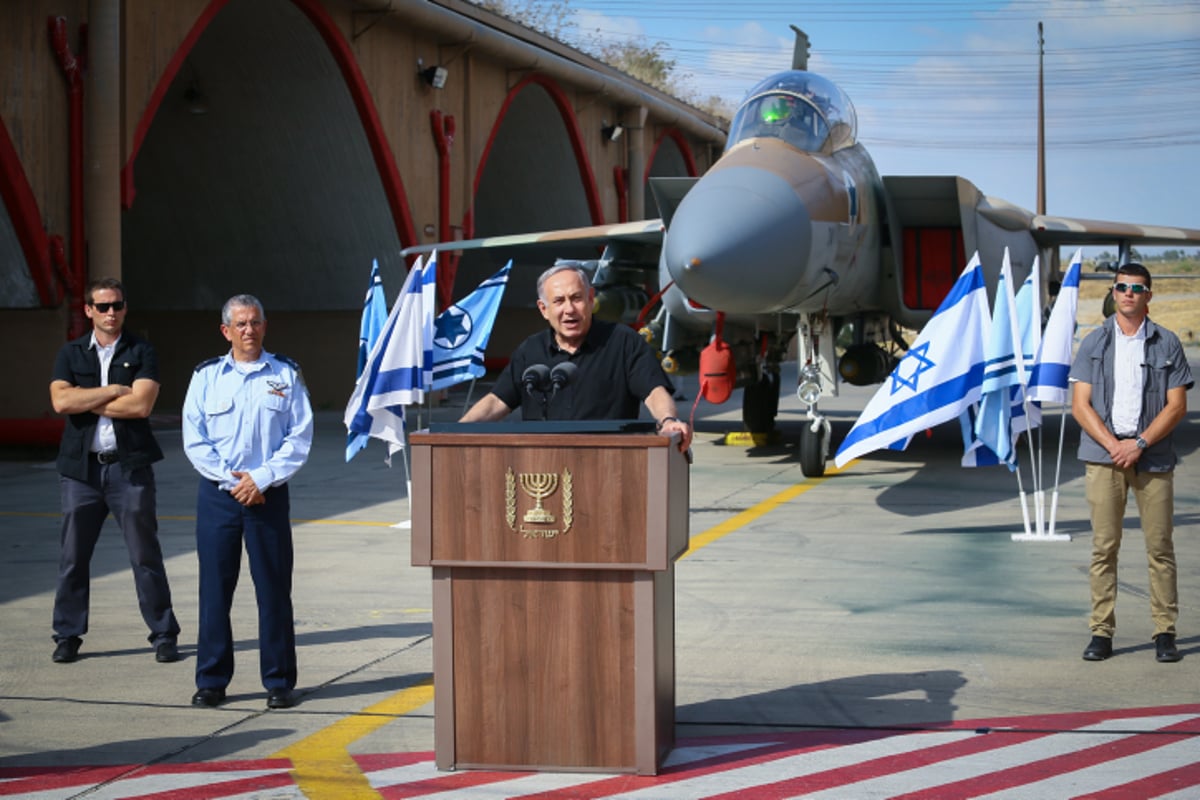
[182, 294, 313, 709]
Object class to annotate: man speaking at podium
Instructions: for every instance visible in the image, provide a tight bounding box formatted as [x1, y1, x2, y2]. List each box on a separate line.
[460, 264, 692, 452]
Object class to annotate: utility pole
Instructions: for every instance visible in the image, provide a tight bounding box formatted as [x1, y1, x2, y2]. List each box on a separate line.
[1036, 21, 1046, 215]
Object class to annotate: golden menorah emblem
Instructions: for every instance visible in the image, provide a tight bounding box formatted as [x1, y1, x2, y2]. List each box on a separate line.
[519, 472, 559, 523]
[505, 468, 573, 537]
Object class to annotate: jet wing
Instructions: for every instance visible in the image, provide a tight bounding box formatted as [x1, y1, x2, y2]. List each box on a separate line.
[1029, 214, 1200, 248]
[400, 218, 664, 258]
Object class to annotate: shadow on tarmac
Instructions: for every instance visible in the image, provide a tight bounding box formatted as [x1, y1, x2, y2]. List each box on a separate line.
[678, 669, 970, 731]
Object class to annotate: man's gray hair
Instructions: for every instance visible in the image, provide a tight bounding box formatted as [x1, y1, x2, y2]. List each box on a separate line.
[222, 294, 266, 325]
[536, 264, 592, 302]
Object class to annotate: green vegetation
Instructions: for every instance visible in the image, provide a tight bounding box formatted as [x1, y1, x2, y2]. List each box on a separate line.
[470, 0, 733, 120]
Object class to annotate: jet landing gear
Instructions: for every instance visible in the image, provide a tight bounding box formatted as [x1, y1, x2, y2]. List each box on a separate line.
[796, 364, 830, 478]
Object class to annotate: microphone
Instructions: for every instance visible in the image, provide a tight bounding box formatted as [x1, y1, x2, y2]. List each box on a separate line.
[522, 364, 551, 397]
[549, 362, 577, 393]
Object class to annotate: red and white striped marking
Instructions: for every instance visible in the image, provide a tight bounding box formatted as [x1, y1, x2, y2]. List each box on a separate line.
[4, 705, 1199, 799]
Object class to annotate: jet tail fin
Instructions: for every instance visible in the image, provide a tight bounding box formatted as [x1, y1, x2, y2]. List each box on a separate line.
[790, 26, 810, 71]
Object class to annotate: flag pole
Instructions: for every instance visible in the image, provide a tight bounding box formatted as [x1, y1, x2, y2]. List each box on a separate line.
[1014, 461, 1033, 538]
[1048, 401, 1070, 538]
[393, 418, 413, 529]
[1012, 399, 1071, 541]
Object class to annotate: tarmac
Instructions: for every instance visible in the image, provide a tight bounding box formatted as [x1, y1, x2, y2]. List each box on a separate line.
[1, 362, 1198, 798]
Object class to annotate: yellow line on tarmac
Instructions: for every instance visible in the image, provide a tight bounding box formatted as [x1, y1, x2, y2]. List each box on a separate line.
[272, 678, 434, 800]
[680, 460, 853, 559]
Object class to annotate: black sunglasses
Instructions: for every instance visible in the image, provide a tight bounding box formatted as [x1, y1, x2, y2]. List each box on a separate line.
[1112, 282, 1148, 295]
[90, 301, 126, 312]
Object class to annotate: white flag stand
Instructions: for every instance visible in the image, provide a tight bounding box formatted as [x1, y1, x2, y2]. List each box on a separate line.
[1012, 403, 1071, 541]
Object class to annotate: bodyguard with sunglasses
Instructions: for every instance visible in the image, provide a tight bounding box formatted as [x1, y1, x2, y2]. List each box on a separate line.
[1070, 263, 1193, 663]
[48, 278, 181, 664]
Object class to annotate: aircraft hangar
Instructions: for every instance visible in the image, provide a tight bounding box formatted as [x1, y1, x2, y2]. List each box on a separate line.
[0, 0, 726, 433]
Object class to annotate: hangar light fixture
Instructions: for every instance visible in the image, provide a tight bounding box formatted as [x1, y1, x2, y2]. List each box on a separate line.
[601, 121, 624, 142]
[420, 63, 448, 90]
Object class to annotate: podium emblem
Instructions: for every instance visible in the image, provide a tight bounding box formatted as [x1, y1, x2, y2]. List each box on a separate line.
[506, 467, 573, 538]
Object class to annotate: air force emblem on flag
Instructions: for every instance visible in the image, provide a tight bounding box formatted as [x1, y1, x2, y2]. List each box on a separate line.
[434, 306, 473, 350]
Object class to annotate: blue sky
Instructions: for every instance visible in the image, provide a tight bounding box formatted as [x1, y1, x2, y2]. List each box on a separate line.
[564, 0, 1200, 256]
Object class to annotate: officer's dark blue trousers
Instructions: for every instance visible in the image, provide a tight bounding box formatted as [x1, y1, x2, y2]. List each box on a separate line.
[55, 460, 179, 644]
[194, 479, 296, 692]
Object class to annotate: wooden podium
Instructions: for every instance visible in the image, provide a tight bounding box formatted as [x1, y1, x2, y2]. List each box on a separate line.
[410, 425, 689, 775]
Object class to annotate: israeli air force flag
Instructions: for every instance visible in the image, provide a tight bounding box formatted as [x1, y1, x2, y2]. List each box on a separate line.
[1028, 248, 1083, 405]
[834, 254, 989, 468]
[345, 260, 388, 462]
[970, 249, 1025, 469]
[430, 261, 511, 391]
[343, 254, 436, 460]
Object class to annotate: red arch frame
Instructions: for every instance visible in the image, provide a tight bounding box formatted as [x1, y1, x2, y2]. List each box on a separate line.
[471, 73, 605, 232]
[122, 0, 417, 249]
[0, 119, 57, 306]
[645, 127, 699, 184]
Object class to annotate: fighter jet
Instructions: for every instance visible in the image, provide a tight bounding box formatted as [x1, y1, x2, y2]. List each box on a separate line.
[406, 32, 1200, 478]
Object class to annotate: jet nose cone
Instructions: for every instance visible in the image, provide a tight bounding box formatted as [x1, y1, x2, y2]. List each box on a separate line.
[663, 166, 811, 313]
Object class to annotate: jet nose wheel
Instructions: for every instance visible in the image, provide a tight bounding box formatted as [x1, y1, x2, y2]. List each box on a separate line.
[799, 416, 829, 478]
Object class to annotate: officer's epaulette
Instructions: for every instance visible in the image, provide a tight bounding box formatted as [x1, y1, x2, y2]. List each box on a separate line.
[273, 354, 300, 371]
[193, 356, 222, 372]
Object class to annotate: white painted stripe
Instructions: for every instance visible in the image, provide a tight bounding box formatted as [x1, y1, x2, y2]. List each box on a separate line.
[2, 768, 292, 800]
[365, 759, 447, 788]
[402, 770, 620, 799]
[790, 714, 1200, 800]
[974, 736, 1200, 799]
[605, 731, 977, 799]
[207, 787, 306, 800]
[361, 743, 774, 794]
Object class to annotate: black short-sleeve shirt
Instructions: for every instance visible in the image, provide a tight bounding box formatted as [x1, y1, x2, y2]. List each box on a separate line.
[492, 320, 675, 420]
[52, 331, 164, 480]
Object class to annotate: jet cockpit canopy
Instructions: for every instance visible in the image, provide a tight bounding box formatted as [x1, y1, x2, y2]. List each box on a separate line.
[725, 71, 857, 154]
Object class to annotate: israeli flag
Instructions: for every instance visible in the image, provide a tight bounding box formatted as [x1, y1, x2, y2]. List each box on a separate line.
[418, 250, 438, 393]
[1010, 257, 1043, 437]
[343, 253, 436, 460]
[970, 249, 1025, 470]
[834, 254, 989, 468]
[431, 261, 511, 391]
[1028, 248, 1083, 405]
[345, 260, 388, 462]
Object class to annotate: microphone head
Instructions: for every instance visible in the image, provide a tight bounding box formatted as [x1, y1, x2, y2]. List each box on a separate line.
[549, 361, 578, 390]
[522, 364, 551, 395]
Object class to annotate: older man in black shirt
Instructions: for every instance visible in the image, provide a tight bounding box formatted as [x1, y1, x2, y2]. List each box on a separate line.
[461, 265, 692, 451]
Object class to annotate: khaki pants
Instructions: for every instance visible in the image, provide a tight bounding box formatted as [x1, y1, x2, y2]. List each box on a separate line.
[1085, 463, 1177, 639]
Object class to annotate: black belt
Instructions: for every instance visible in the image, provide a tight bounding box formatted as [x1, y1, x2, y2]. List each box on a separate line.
[92, 451, 120, 465]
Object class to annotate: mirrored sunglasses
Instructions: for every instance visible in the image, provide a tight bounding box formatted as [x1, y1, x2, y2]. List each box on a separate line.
[91, 301, 126, 312]
[1112, 282, 1148, 295]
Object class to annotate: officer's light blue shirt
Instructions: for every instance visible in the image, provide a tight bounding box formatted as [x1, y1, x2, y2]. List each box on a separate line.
[182, 351, 314, 492]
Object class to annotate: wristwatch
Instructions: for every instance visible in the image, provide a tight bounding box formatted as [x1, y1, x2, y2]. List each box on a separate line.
[1135, 436, 1148, 450]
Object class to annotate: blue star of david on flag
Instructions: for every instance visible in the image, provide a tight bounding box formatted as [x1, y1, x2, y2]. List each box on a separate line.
[890, 341, 935, 394]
